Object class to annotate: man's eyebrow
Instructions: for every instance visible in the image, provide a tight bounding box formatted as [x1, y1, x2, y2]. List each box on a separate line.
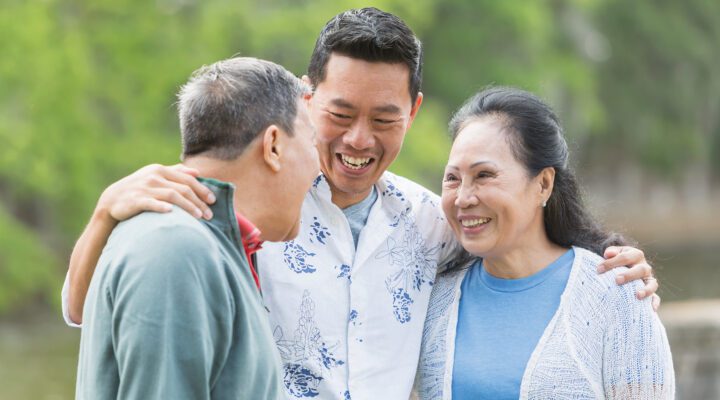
[328, 99, 402, 115]
[372, 104, 402, 114]
[329, 98, 355, 109]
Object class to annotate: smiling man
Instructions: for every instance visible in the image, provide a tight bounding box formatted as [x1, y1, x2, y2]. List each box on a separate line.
[62, 8, 659, 400]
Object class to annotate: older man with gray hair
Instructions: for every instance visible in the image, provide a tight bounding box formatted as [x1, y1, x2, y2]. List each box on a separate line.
[75, 57, 319, 399]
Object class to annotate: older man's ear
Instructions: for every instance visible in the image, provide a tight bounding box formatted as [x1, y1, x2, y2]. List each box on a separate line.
[261, 125, 283, 172]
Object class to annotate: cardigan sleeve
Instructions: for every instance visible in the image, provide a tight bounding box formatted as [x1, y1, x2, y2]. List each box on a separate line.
[602, 281, 675, 399]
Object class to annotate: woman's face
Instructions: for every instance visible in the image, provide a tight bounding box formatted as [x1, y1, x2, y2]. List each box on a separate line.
[441, 117, 547, 259]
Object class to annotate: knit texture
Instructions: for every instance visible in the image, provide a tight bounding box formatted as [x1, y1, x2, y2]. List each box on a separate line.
[416, 247, 675, 399]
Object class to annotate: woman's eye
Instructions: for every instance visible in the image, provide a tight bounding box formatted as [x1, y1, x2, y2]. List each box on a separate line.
[443, 174, 458, 182]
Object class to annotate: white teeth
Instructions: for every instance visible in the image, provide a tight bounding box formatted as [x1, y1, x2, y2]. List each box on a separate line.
[341, 154, 371, 169]
[460, 218, 491, 227]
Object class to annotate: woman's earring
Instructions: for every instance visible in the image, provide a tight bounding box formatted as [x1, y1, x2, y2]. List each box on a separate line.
[542, 200, 547, 208]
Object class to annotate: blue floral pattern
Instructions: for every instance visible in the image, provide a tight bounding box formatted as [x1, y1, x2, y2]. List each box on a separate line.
[381, 180, 405, 201]
[420, 191, 436, 206]
[312, 175, 323, 188]
[391, 288, 414, 323]
[309, 217, 331, 245]
[284, 241, 317, 274]
[275, 291, 345, 398]
[377, 211, 441, 323]
[335, 264, 351, 281]
[283, 364, 322, 397]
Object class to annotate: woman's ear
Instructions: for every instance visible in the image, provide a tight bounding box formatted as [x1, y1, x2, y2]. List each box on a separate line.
[262, 125, 283, 172]
[538, 167, 556, 203]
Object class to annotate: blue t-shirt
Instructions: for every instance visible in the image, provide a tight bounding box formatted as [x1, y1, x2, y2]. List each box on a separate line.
[341, 186, 378, 248]
[452, 248, 575, 399]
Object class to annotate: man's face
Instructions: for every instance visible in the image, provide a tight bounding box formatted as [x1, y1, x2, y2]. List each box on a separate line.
[278, 99, 320, 241]
[309, 54, 422, 208]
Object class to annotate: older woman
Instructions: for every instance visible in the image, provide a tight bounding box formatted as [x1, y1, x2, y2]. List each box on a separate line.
[416, 87, 674, 399]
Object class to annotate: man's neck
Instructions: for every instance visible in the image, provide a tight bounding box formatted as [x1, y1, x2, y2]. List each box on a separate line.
[182, 156, 264, 227]
[327, 182, 375, 209]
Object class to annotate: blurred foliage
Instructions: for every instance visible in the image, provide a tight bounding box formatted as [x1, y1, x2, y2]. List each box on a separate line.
[0, 0, 717, 314]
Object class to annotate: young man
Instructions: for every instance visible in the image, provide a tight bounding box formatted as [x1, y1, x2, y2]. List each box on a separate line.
[75, 57, 318, 399]
[64, 8, 658, 400]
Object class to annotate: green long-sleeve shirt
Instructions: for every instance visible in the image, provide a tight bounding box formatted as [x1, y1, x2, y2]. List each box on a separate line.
[76, 178, 282, 399]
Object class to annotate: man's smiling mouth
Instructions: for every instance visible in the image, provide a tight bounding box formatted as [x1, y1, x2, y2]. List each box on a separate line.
[339, 154, 373, 170]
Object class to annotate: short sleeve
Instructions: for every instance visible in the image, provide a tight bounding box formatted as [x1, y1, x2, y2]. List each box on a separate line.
[61, 271, 81, 328]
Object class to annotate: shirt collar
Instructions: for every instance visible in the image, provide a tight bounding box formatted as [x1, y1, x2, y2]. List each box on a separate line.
[235, 212, 263, 254]
[311, 172, 410, 215]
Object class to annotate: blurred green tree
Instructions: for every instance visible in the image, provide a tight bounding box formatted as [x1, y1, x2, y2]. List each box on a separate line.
[0, 0, 716, 315]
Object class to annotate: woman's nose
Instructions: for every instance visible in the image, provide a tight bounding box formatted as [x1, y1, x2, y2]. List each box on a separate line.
[455, 182, 478, 208]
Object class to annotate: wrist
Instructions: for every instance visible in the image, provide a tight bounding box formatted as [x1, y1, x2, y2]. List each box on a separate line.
[91, 204, 118, 227]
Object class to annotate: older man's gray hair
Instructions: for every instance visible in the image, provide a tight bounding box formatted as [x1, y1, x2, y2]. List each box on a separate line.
[178, 57, 309, 160]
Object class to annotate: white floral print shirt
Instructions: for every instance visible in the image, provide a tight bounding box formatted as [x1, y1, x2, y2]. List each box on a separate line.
[259, 172, 458, 400]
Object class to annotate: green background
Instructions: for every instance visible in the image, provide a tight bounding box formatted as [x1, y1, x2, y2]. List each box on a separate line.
[1, 0, 718, 398]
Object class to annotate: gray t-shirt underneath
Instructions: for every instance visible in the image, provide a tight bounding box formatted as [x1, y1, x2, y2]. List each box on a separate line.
[341, 186, 378, 248]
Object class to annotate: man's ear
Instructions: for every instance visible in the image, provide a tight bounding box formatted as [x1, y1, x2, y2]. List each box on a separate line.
[406, 92, 424, 130]
[301, 75, 314, 106]
[301, 75, 312, 87]
[262, 125, 283, 172]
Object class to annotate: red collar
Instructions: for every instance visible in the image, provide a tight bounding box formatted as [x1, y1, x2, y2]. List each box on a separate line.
[235, 212, 263, 290]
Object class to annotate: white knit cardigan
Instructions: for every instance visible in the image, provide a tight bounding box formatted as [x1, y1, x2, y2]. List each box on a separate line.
[415, 246, 675, 399]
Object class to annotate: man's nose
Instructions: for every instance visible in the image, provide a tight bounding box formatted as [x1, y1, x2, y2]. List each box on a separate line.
[343, 121, 374, 149]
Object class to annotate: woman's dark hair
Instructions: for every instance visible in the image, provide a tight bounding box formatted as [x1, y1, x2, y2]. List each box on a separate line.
[448, 86, 631, 261]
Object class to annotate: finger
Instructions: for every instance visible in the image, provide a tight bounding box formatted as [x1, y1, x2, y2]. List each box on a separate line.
[635, 276, 658, 299]
[597, 247, 644, 273]
[113, 198, 173, 221]
[152, 188, 204, 219]
[614, 262, 652, 285]
[171, 163, 200, 177]
[603, 246, 622, 259]
[651, 294, 661, 312]
[140, 198, 174, 214]
[161, 179, 214, 220]
[159, 168, 216, 205]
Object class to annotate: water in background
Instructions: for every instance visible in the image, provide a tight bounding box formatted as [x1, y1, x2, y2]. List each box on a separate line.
[649, 243, 720, 302]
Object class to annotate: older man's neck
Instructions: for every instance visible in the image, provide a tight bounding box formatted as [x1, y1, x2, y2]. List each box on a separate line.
[182, 155, 269, 226]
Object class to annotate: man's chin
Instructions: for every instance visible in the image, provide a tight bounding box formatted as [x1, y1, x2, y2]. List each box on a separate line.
[329, 171, 377, 194]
